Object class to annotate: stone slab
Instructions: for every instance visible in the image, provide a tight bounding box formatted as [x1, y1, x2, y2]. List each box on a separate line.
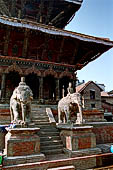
[64, 147, 102, 158]
[3, 153, 45, 166]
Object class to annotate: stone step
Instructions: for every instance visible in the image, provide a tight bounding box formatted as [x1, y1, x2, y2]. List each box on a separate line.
[32, 119, 49, 122]
[31, 109, 46, 112]
[32, 115, 49, 119]
[41, 148, 63, 155]
[32, 112, 46, 116]
[40, 144, 63, 151]
[33, 122, 50, 125]
[37, 126, 59, 132]
[47, 165, 75, 170]
[40, 136, 61, 142]
[40, 140, 62, 146]
[39, 131, 60, 137]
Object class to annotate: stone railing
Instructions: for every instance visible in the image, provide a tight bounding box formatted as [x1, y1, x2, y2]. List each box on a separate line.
[46, 108, 56, 125]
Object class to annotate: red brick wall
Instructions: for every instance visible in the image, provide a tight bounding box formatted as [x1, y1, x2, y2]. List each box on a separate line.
[0, 109, 10, 124]
[90, 123, 113, 144]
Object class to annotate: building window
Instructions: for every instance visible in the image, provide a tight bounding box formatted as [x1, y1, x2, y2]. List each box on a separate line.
[91, 104, 95, 108]
[90, 90, 95, 99]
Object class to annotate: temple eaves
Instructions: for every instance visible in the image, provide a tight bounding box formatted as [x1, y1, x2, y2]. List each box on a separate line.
[0, 15, 112, 47]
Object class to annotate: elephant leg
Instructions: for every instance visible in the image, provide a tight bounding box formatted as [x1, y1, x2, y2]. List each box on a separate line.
[21, 103, 26, 123]
[65, 110, 69, 123]
[26, 102, 31, 122]
[78, 105, 83, 123]
[10, 107, 14, 122]
[12, 105, 19, 122]
[63, 113, 66, 123]
[64, 106, 70, 123]
[58, 108, 62, 123]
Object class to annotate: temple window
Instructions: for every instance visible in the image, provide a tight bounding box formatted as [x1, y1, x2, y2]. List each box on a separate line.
[90, 90, 95, 99]
[91, 104, 95, 108]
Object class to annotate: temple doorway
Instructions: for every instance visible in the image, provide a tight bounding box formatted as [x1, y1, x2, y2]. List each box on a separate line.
[5, 71, 20, 98]
[43, 75, 56, 100]
[59, 76, 71, 98]
[26, 73, 39, 99]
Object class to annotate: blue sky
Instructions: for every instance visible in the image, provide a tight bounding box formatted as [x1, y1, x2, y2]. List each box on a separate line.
[65, 0, 113, 91]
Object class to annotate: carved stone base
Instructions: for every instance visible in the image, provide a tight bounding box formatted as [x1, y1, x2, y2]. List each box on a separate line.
[3, 128, 45, 166]
[57, 124, 96, 151]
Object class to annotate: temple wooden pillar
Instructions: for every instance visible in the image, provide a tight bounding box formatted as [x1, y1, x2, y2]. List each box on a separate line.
[39, 77, 44, 103]
[56, 78, 60, 101]
[1, 73, 6, 101]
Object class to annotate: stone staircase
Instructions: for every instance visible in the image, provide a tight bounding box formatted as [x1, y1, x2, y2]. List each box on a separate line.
[31, 104, 63, 156]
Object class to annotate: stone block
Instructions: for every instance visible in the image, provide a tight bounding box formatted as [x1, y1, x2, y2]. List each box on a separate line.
[64, 147, 101, 158]
[3, 127, 45, 166]
[58, 124, 96, 151]
[5, 128, 41, 157]
[3, 153, 45, 166]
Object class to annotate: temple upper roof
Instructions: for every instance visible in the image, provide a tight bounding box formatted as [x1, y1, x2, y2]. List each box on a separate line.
[0, 0, 83, 29]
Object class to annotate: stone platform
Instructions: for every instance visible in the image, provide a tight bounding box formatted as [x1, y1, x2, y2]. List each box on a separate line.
[3, 128, 45, 166]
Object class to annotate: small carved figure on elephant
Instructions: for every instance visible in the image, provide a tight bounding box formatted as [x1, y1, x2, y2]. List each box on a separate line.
[10, 77, 33, 126]
[58, 93, 83, 124]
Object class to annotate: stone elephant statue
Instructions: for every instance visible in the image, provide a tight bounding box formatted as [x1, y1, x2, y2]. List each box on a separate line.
[10, 78, 33, 125]
[58, 93, 83, 124]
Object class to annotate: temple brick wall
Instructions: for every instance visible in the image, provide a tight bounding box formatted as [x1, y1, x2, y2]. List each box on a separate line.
[88, 123, 113, 144]
[0, 109, 10, 125]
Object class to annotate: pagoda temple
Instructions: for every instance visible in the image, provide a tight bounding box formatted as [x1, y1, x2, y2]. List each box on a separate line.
[0, 0, 113, 104]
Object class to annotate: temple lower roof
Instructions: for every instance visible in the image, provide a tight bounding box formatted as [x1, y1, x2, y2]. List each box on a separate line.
[0, 15, 112, 46]
[0, 15, 113, 70]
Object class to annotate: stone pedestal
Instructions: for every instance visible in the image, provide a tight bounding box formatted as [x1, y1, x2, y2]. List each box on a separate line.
[3, 128, 45, 166]
[57, 124, 101, 157]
